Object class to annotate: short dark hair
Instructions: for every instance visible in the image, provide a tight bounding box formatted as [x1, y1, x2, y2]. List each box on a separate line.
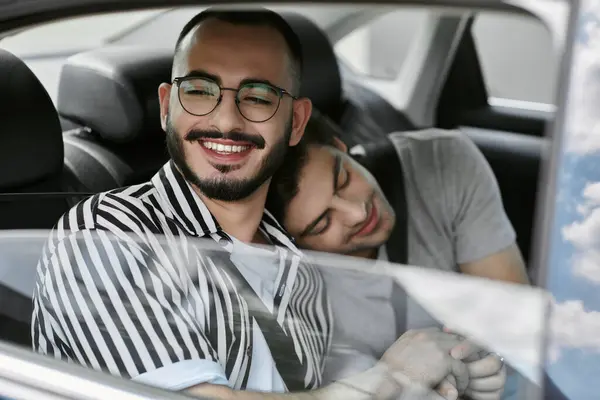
[266, 110, 343, 224]
[266, 140, 308, 225]
[174, 7, 303, 93]
[301, 109, 341, 147]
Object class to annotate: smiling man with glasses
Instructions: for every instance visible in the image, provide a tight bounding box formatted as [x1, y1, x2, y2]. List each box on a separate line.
[32, 7, 485, 400]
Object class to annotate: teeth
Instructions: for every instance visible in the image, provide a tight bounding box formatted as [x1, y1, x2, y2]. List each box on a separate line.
[202, 141, 250, 153]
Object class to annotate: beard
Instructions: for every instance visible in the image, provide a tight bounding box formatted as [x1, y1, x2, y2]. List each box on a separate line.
[166, 115, 292, 202]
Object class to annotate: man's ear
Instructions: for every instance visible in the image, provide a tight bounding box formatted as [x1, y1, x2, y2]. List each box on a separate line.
[158, 83, 172, 131]
[333, 136, 348, 152]
[289, 97, 312, 146]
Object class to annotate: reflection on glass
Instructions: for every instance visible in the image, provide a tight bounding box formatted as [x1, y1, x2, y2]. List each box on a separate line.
[0, 231, 545, 399]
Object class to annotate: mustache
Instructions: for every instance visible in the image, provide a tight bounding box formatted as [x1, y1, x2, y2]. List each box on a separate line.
[184, 130, 265, 149]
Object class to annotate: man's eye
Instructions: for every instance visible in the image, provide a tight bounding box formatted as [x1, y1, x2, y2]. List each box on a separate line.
[337, 167, 350, 190]
[309, 215, 330, 236]
[241, 96, 272, 106]
[186, 88, 214, 96]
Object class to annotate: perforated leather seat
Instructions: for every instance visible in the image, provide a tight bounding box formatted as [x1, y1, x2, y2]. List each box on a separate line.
[57, 45, 173, 191]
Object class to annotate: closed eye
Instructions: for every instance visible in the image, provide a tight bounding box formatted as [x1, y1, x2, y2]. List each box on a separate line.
[308, 213, 331, 236]
[337, 165, 350, 190]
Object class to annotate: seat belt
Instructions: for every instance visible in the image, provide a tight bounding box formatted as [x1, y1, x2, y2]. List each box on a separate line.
[205, 249, 309, 392]
[353, 136, 410, 337]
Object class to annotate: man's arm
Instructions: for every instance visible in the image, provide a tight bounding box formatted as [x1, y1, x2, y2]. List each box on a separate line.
[441, 132, 529, 285]
[35, 228, 231, 391]
[459, 243, 529, 284]
[186, 328, 476, 400]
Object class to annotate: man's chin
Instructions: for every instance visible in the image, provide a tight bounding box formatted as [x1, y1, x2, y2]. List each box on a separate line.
[346, 236, 389, 259]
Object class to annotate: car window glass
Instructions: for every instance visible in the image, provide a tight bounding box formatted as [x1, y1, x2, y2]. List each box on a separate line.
[0, 230, 545, 399]
[0, 10, 165, 56]
[473, 11, 558, 105]
[0, 3, 568, 399]
[334, 8, 429, 79]
[335, 7, 557, 109]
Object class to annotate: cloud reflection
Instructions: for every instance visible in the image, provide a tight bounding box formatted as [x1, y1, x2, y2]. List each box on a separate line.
[562, 181, 600, 284]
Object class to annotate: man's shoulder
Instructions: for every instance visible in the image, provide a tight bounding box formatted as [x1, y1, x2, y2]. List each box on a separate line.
[388, 128, 484, 172]
[388, 128, 475, 157]
[58, 181, 158, 234]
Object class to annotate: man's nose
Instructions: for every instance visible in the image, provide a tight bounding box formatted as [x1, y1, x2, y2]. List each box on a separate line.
[209, 90, 245, 132]
[332, 196, 368, 226]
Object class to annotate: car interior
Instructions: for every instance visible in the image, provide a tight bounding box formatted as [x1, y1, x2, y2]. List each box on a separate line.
[0, 7, 547, 351]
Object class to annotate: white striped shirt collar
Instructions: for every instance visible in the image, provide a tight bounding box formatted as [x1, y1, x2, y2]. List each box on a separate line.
[151, 161, 299, 253]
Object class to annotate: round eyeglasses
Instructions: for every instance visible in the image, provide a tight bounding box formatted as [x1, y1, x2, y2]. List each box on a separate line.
[173, 76, 297, 123]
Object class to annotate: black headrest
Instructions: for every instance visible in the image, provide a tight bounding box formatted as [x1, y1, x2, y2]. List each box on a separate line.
[57, 45, 173, 143]
[0, 50, 64, 190]
[281, 13, 342, 119]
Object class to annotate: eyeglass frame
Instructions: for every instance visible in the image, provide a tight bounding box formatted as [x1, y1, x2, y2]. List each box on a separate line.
[172, 76, 298, 123]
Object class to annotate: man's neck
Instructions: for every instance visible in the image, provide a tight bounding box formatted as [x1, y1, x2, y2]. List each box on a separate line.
[193, 185, 269, 244]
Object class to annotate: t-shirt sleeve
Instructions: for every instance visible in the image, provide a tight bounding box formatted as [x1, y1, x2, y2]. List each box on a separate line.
[33, 228, 228, 391]
[440, 133, 517, 264]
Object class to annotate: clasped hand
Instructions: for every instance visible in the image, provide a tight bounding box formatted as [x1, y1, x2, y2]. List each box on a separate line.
[377, 327, 506, 400]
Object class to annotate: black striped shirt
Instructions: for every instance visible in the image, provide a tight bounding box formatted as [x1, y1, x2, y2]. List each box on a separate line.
[31, 161, 332, 391]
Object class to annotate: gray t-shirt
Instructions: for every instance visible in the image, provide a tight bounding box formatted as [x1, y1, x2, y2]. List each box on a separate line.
[322, 128, 516, 382]
[391, 128, 516, 269]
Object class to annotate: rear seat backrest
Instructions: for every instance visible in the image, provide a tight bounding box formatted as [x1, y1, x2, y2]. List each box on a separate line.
[280, 13, 343, 121]
[57, 46, 173, 191]
[462, 127, 544, 266]
[280, 13, 415, 147]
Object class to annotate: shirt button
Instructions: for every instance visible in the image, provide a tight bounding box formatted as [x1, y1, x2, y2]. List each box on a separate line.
[219, 238, 230, 246]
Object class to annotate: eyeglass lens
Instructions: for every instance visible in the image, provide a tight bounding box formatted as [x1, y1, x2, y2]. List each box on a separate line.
[178, 78, 282, 122]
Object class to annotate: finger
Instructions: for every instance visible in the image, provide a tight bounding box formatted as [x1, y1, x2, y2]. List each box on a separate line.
[468, 366, 507, 392]
[450, 339, 482, 360]
[450, 357, 470, 394]
[400, 327, 440, 340]
[464, 388, 503, 400]
[436, 378, 459, 400]
[410, 327, 443, 338]
[467, 354, 504, 378]
[446, 374, 456, 388]
[442, 326, 461, 337]
[414, 331, 465, 351]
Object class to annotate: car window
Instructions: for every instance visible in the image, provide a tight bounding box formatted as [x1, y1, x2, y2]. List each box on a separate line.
[472, 11, 558, 106]
[0, 3, 577, 400]
[0, 9, 169, 104]
[334, 8, 557, 107]
[0, 10, 166, 57]
[334, 8, 429, 79]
